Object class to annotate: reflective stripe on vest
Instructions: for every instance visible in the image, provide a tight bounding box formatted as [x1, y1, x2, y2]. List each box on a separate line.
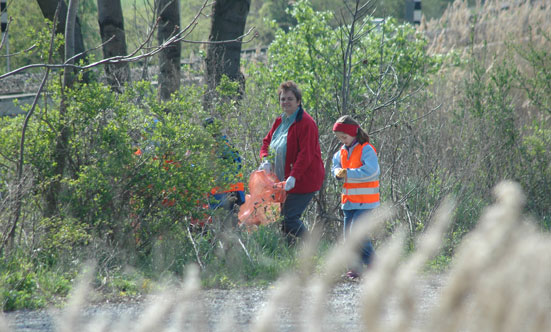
[340, 142, 380, 204]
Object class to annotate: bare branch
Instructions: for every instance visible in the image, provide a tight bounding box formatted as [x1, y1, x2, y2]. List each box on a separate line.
[64, 34, 115, 64]
[1, 0, 59, 255]
[179, 0, 210, 36]
[0, 0, 255, 81]
[370, 103, 442, 136]
[0, 16, 12, 51]
[0, 43, 38, 58]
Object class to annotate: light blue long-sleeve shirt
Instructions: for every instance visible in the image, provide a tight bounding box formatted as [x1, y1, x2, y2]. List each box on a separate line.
[332, 142, 380, 210]
[269, 108, 299, 182]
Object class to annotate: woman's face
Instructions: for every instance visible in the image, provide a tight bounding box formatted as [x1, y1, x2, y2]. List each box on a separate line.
[335, 131, 356, 147]
[279, 90, 300, 115]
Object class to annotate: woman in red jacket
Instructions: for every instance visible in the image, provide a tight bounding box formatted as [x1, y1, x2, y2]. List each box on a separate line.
[259, 81, 325, 243]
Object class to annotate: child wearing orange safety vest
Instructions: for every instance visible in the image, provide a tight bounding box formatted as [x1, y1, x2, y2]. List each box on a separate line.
[203, 117, 245, 212]
[332, 115, 380, 280]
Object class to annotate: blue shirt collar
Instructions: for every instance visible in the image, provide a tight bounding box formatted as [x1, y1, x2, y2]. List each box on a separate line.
[282, 107, 300, 122]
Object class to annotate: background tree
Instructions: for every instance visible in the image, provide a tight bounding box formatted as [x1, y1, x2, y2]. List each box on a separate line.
[97, 0, 130, 90]
[156, 0, 181, 101]
[44, 0, 80, 218]
[36, 0, 87, 67]
[204, 0, 250, 107]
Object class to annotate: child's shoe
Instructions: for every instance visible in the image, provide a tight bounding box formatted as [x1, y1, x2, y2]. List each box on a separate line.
[345, 270, 361, 281]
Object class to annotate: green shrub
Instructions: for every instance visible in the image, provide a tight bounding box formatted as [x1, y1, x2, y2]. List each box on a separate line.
[201, 222, 300, 288]
[0, 253, 72, 311]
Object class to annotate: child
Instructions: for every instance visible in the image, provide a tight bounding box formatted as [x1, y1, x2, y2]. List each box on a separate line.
[203, 117, 245, 212]
[332, 115, 380, 280]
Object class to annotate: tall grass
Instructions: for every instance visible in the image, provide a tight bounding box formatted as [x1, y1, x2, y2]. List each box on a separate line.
[394, 0, 551, 242]
[3, 181, 548, 331]
[421, 0, 551, 55]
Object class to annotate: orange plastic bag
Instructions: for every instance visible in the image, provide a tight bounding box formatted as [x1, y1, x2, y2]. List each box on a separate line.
[238, 170, 286, 227]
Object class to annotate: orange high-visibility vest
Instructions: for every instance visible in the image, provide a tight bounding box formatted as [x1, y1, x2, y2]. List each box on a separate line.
[340, 142, 380, 204]
[210, 182, 245, 195]
[210, 172, 245, 195]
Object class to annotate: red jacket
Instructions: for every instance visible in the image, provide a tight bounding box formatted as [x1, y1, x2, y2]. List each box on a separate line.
[260, 107, 325, 194]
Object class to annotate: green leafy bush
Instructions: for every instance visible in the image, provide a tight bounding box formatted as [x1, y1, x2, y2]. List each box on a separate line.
[0, 253, 72, 311]
[241, 0, 442, 243]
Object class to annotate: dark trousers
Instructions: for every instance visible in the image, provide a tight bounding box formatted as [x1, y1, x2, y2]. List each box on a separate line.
[343, 209, 375, 266]
[281, 192, 315, 240]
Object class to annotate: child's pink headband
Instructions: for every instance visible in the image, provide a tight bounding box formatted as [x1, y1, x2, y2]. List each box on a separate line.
[332, 122, 358, 137]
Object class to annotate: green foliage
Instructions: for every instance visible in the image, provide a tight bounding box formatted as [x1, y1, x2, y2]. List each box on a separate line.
[97, 268, 151, 299]
[23, 19, 65, 64]
[0, 77, 241, 257]
[242, 0, 442, 241]
[519, 124, 551, 229]
[2, 0, 551, 312]
[446, 185, 484, 254]
[513, 30, 551, 115]
[264, 0, 338, 116]
[508, 31, 551, 230]
[436, 19, 551, 237]
[0, 1, 102, 72]
[246, 0, 457, 47]
[0, 2, 48, 71]
[426, 253, 452, 272]
[39, 217, 92, 258]
[458, 54, 519, 188]
[251, 0, 440, 125]
[253, 0, 296, 44]
[1, 72, 299, 307]
[202, 223, 299, 288]
[0, 253, 72, 311]
[77, 0, 102, 57]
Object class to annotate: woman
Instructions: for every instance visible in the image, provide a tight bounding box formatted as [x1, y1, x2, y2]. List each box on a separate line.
[259, 81, 325, 243]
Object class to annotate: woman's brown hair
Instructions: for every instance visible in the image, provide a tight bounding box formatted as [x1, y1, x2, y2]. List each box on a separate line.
[335, 115, 370, 144]
[278, 81, 302, 105]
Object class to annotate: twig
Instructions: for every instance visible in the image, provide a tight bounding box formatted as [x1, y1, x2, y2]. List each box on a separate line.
[370, 103, 442, 135]
[0, 43, 38, 58]
[1, 0, 60, 254]
[187, 224, 204, 270]
[0, 26, 255, 80]
[237, 237, 252, 263]
[0, 0, 255, 81]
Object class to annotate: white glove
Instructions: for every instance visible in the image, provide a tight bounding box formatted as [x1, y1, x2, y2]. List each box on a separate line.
[284, 176, 296, 191]
[258, 160, 271, 173]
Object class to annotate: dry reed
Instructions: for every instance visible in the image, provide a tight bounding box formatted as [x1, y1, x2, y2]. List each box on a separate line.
[421, 0, 551, 56]
[2, 180, 549, 331]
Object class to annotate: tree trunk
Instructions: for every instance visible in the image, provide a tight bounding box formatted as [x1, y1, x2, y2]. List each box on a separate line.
[156, 0, 181, 101]
[97, 0, 130, 91]
[204, 0, 250, 107]
[44, 0, 78, 218]
[36, 0, 87, 68]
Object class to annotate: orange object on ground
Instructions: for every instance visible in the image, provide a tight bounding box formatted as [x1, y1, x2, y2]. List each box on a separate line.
[238, 170, 286, 227]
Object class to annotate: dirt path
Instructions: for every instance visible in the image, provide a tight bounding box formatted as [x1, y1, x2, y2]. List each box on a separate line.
[3, 275, 445, 331]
